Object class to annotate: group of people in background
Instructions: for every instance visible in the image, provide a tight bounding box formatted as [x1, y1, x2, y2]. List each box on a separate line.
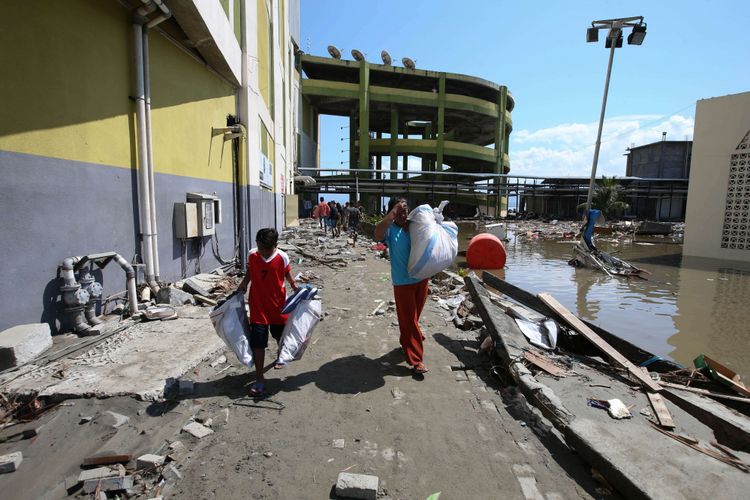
[313, 197, 362, 245]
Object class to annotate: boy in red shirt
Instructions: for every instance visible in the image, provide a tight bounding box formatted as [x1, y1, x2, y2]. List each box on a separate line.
[238, 228, 298, 396]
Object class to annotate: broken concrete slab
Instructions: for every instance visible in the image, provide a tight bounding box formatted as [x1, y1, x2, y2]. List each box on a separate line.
[136, 454, 166, 470]
[182, 278, 211, 297]
[78, 464, 125, 483]
[0, 305, 224, 401]
[0, 451, 23, 473]
[332, 439, 345, 449]
[0, 323, 52, 370]
[82, 475, 134, 493]
[168, 441, 185, 453]
[335, 472, 379, 500]
[182, 421, 213, 439]
[156, 287, 195, 306]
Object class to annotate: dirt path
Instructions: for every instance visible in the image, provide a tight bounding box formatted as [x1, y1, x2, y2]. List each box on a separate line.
[0, 231, 605, 499]
[165, 251, 599, 499]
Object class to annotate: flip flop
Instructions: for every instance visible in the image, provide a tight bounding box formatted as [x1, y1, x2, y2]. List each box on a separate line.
[413, 364, 430, 374]
[249, 382, 266, 397]
[274, 361, 286, 370]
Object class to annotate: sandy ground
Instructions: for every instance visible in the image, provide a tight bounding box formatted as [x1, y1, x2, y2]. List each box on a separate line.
[0, 229, 606, 499]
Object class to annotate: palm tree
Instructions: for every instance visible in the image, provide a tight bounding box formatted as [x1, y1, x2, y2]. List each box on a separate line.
[577, 176, 630, 217]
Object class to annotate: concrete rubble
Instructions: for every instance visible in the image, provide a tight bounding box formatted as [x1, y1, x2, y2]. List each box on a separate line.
[335, 472, 379, 500]
[0, 451, 23, 473]
[0, 323, 52, 370]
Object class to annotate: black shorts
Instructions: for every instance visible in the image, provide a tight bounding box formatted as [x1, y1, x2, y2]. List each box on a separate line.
[247, 323, 284, 349]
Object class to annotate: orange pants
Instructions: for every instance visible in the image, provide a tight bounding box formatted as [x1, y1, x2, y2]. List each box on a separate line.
[394, 279, 429, 366]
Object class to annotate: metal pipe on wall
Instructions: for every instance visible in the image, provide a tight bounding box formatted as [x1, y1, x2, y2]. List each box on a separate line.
[133, 24, 156, 287]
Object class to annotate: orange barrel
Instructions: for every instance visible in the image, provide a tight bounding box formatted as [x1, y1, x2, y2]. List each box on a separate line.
[467, 233, 507, 269]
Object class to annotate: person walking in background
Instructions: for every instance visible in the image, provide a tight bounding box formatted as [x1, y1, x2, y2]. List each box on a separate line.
[237, 228, 299, 397]
[374, 198, 430, 375]
[317, 197, 330, 232]
[341, 201, 350, 233]
[336, 202, 345, 235]
[347, 201, 361, 246]
[328, 201, 341, 237]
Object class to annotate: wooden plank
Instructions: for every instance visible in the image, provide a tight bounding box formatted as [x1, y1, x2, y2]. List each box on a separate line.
[523, 351, 567, 378]
[538, 292, 662, 392]
[481, 272, 683, 372]
[642, 367, 674, 428]
[659, 381, 750, 404]
[702, 355, 750, 398]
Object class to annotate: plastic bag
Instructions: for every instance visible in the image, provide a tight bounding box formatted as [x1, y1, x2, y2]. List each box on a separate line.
[209, 291, 254, 368]
[278, 298, 322, 363]
[281, 285, 318, 314]
[407, 201, 459, 280]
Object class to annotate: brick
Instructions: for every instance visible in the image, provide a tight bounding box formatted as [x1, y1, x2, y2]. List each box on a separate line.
[0, 324, 52, 370]
[182, 421, 213, 439]
[0, 452, 23, 473]
[335, 472, 379, 500]
[136, 454, 166, 470]
[82, 475, 134, 494]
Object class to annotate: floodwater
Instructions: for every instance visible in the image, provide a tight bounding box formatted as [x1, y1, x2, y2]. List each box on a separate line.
[456, 222, 750, 380]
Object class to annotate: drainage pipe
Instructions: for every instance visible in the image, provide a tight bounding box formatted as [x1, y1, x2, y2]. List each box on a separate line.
[113, 253, 139, 315]
[133, 24, 156, 288]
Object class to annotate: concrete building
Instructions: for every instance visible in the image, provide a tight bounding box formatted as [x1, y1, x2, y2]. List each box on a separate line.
[624, 139, 692, 220]
[297, 53, 514, 215]
[684, 91, 750, 262]
[0, 0, 300, 333]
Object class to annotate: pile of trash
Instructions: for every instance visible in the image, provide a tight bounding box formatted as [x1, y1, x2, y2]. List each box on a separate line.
[429, 271, 483, 331]
[278, 220, 382, 268]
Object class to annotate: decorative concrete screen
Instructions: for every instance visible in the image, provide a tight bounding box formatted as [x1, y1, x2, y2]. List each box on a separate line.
[721, 130, 750, 250]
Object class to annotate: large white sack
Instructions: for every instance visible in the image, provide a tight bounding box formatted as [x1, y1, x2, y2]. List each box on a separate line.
[278, 298, 322, 363]
[407, 201, 459, 280]
[209, 292, 254, 368]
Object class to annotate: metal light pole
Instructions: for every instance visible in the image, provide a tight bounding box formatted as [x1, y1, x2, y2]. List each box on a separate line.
[585, 17, 647, 212]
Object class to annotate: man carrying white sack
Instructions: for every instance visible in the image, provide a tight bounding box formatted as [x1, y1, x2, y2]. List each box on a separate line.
[374, 198, 430, 374]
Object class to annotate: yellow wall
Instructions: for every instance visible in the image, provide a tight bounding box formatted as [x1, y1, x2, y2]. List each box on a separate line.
[257, 0, 272, 112]
[149, 33, 236, 182]
[0, 0, 133, 169]
[0, 0, 237, 183]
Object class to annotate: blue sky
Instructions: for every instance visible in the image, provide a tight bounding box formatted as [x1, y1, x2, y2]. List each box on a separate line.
[301, 0, 749, 179]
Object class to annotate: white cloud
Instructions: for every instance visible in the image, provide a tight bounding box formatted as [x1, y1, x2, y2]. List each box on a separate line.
[509, 114, 694, 178]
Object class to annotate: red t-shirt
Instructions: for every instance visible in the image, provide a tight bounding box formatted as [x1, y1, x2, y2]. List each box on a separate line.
[318, 202, 330, 217]
[247, 248, 291, 325]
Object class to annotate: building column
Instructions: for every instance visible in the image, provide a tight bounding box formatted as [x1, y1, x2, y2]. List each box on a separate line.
[358, 61, 370, 169]
[349, 111, 356, 171]
[437, 74, 446, 171]
[376, 132, 382, 180]
[390, 105, 398, 180]
[494, 86, 508, 216]
[402, 124, 409, 180]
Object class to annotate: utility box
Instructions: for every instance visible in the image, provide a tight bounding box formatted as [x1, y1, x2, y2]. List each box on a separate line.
[186, 192, 221, 236]
[175, 202, 199, 239]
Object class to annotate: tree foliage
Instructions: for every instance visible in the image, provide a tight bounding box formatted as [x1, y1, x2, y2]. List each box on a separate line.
[578, 176, 630, 216]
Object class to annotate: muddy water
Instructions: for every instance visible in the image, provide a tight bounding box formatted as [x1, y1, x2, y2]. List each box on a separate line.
[455, 222, 750, 380]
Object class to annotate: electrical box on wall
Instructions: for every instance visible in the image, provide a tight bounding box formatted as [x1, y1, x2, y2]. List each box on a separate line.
[175, 202, 199, 239]
[186, 192, 221, 236]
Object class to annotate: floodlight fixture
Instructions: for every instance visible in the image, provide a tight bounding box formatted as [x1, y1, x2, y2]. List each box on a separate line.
[351, 49, 365, 61]
[583, 16, 646, 211]
[327, 45, 342, 59]
[627, 24, 647, 45]
[586, 27, 599, 43]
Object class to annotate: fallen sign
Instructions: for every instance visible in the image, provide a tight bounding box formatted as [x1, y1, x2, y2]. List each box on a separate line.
[537, 292, 662, 393]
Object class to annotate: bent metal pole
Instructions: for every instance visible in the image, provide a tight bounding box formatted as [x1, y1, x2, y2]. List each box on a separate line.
[585, 32, 618, 211]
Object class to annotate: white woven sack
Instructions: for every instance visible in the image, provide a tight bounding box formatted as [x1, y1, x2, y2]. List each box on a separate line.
[407, 201, 458, 280]
[278, 298, 322, 363]
[209, 292, 254, 368]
